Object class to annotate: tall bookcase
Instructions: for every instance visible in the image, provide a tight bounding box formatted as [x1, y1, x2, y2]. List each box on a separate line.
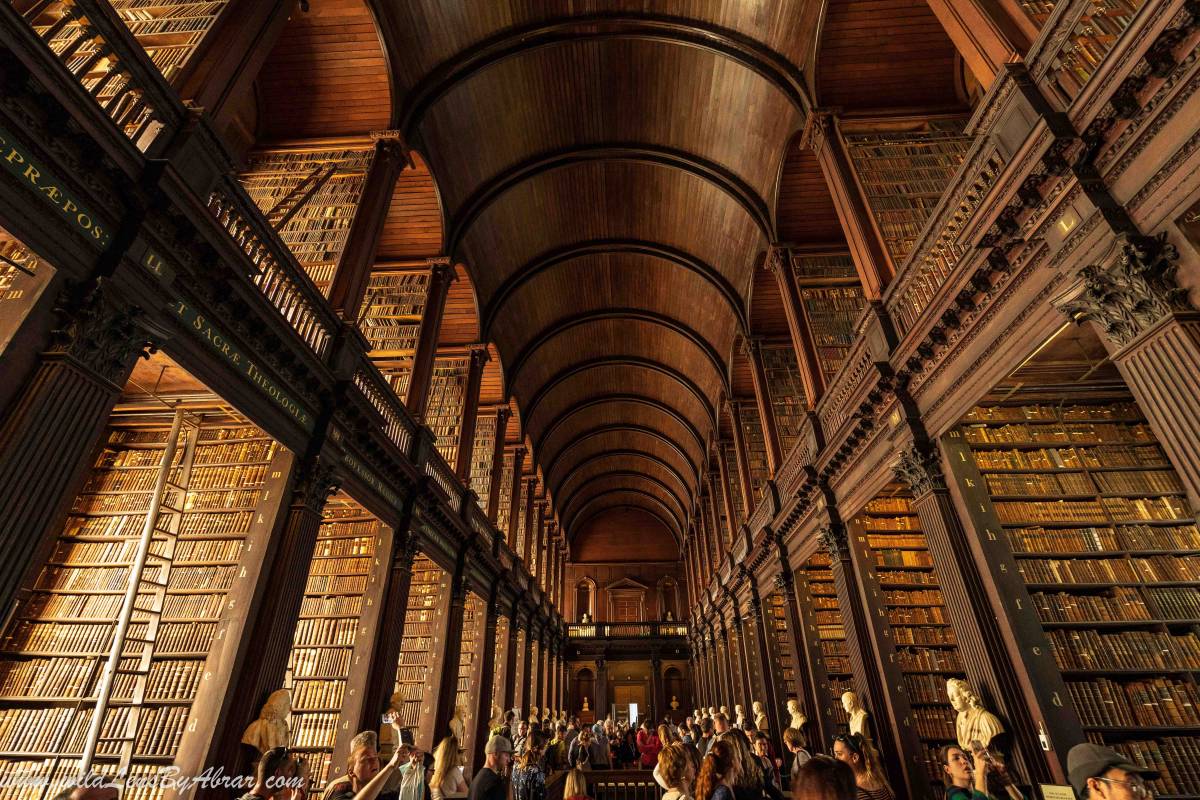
[491, 614, 509, 713]
[397, 557, 447, 737]
[855, 496, 966, 786]
[469, 413, 497, 502]
[426, 357, 469, 466]
[945, 397, 1200, 798]
[111, 0, 231, 81]
[721, 446, 746, 532]
[286, 493, 382, 790]
[739, 407, 770, 503]
[239, 147, 374, 292]
[843, 124, 972, 265]
[454, 593, 483, 752]
[0, 413, 279, 797]
[495, 452, 515, 537]
[359, 271, 429, 355]
[791, 253, 858, 282]
[760, 344, 808, 454]
[799, 286, 866, 386]
[766, 590, 800, 705]
[796, 553, 851, 732]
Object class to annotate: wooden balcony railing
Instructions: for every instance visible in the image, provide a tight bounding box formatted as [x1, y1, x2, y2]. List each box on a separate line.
[351, 363, 418, 457]
[567, 622, 689, 638]
[207, 177, 338, 359]
[15, 0, 182, 152]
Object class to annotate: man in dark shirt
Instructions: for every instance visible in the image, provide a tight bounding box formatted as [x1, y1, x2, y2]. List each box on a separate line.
[469, 736, 513, 800]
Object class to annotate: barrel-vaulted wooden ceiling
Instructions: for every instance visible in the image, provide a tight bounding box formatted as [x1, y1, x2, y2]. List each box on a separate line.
[255, 0, 964, 552]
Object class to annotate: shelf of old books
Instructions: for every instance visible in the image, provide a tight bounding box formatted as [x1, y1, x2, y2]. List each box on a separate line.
[426, 357, 468, 467]
[239, 146, 374, 293]
[842, 124, 972, 265]
[111, 0, 230, 82]
[454, 592, 484, 757]
[765, 590, 800, 705]
[491, 614, 510, 713]
[397, 557, 447, 737]
[795, 553, 851, 731]
[469, 412, 497, 503]
[0, 382, 283, 798]
[359, 270, 429, 356]
[285, 492, 383, 790]
[760, 343, 808, 454]
[949, 397, 1200, 798]
[495, 451, 515, 540]
[800, 285, 866, 387]
[738, 406, 769, 505]
[720, 446, 746, 532]
[854, 494, 967, 785]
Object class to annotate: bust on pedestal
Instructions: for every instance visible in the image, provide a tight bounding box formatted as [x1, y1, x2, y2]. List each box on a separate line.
[841, 691, 869, 738]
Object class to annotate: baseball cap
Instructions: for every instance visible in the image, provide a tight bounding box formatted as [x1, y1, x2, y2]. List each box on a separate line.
[1068, 743, 1158, 797]
[485, 735, 514, 755]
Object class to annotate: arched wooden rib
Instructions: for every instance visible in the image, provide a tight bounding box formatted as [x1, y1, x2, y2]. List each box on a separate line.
[533, 393, 707, 467]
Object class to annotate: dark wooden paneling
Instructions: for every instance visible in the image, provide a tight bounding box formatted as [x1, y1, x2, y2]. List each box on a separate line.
[776, 147, 845, 245]
[571, 507, 680, 563]
[816, 0, 962, 111]
[378, 153, 443, 260]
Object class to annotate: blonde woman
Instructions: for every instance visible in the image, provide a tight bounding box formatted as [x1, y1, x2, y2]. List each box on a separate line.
[430, 736, 468, 800]
[716, 729, 763, 800]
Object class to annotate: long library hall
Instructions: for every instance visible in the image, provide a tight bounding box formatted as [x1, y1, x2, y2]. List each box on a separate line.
[0, 1, 1198, 800]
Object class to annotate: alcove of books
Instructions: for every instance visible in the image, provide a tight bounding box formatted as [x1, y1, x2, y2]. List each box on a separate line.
[943, 324, 1200, 798]
[285, 491, 388, 791]
[400, 556, 449, 750]
[0, 352, 290, 798]
[849, 490, 967, 786]
[794, 553, 851, 732]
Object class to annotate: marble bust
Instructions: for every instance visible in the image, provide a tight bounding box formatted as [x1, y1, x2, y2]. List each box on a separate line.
[841, 691, 869, 738]
[947, 678, 1005, 750]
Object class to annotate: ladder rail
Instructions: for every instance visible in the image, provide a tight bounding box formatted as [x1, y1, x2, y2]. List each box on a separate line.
[80, 408, 187, 774]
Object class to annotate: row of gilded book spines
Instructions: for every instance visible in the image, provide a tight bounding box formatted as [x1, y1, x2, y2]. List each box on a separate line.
[62, 511, 254, 539]
[965, 403, 1144, 423]
[862, 516, 920, 531]
[14, 592, 227, 621]
[1049, 629, 1200, 671]
[304, 575, 367, 595]
[105, 426, 266, 445]
[877, 570, 939, 587]
[70, 487, 263, 515]
[50, 538, 243, 565]
[986, 470, 1185, 497]
[866, 533, 928, 549]
[292, 679, 345, 710]
[81, 464, 269, 494]
[965, 423, 1156, 446]
[888, 607, 949, 626]
[1008, 524, 1200, 554]
[1068, 678, 1200, 727]
[994, 497, 1189, 524]
[306, 556, 372, 577]
[0, 656, 203, 700]
[972, 444, 1169, 471]
[1017, 556, 1200, 584]
[291, 712, 338, 748]
[1100, 737, 1200, 796]
[894, 626, 956, 646]
[34, 566, 235, 593]
[0, 705, 186, 755]
[293, 618, 359, 647]
[0, 619, 218, 654]
[896, 648, 963, 672]
[906, 673, 965, 704]
[912, 707, 956, 740]
[872, 551, 934, 568]
[290, 648, 350, 677]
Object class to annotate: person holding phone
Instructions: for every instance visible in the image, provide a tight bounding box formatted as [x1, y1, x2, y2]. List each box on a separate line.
[323, 714, 406, 800]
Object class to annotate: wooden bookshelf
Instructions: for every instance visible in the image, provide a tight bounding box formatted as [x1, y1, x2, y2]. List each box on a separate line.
[426, 357, 468, 469]
[110, 0, 230, 82]
[760, 344, 808, 454]
[766, 590, 800, 705]
[739, 406, 770, 502]
[469, 413, 497, 503]
[239, 147, 374, 293]
[721, 447, 746, 530]
[799, 286, 867, 387]
[843, 124, 972, 266]
[397, 556, 447, 738]
[491, 614, 509, 712]
[454, 593, 483, 752]
[359, 270, 429, 356]
[947, 398, 1200, 798]
[797, 552, 851, 731]
[285, 492, 382, 790]
[855, 495, 967, 787]
[0, 414, 278, 795]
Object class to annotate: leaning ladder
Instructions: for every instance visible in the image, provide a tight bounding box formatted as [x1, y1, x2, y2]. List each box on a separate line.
[79, 407, 199, 787]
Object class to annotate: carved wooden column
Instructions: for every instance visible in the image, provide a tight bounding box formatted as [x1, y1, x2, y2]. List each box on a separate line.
[766, 248, 827, 407]
[455, 345, 490, 482]
[0, 286, 148, 620]
[894, 445, 1055, 783]
[173, 0, 296, 132]
[651, 654, 666, 722]
[807, 112, 894, 300]
[818, 524, 913, 795]
[727, 401, 758, 517]
[714, 443, 740, 544]
[1058, 233, 1200, 510]
[923, 0, 1028, 87]
[486, 408, 511, 522]
[432, 554, 472, 745]
[469, 591, 500, 771]
[508, 447, 526, 548]
[744, 339, 783, 475]
[405, 258, 454, 421]
[203, 458, 339, 790]
[595, 657, 609, 719]
[329, 135, 410, 321]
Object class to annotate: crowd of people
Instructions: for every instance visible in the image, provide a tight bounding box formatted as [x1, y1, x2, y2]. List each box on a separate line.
[227, 705, 1157, 800]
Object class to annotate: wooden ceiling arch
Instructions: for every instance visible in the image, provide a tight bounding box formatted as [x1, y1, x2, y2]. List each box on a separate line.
[542, 433, 698, 501]
[533, 395, 707, 464]
[572, 503, 683, 552]
[561, 482, 686, 542]
[555, 461, 691, 521]
[557, 466, 690, 532]
[564, 488, 685, 543]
